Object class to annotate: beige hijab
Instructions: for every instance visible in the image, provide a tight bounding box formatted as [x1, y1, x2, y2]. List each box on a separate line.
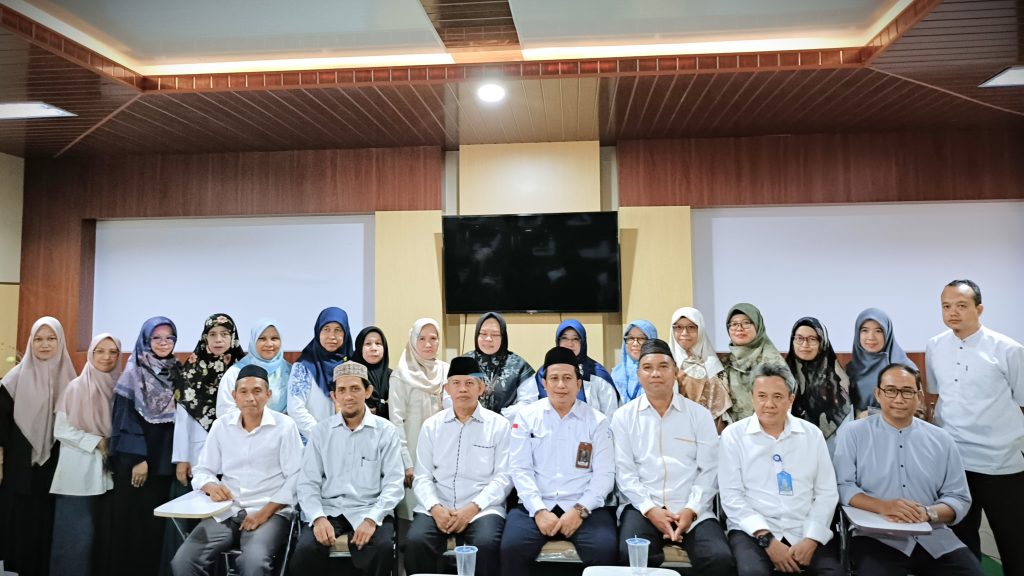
[1, 317, 77, 465]
[393, 318, 447, 394]
[56, 333, 123, 437]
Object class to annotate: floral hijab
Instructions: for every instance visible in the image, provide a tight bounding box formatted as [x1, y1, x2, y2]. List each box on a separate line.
[176, 313, 245, 431]
[464, 312, 535, 413]
[786, 317, 851, 439]
[114, 316, 183, 424]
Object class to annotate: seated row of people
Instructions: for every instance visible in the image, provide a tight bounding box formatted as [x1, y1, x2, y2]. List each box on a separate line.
[171, 340, 984, 576]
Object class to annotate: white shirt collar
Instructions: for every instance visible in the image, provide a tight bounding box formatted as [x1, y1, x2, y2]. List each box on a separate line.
[227, 408, 278, 431]
[743, 412, 803, 436]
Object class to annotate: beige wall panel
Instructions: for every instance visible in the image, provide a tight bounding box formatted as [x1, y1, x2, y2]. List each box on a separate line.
[618, 206, 694, 341]
[459, 141, 601, 216]
[375, 211, 444, 369]
[0, 284, 19, 377]
[0, 152, 24, 283]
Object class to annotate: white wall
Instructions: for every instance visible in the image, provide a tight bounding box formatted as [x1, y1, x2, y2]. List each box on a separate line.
[93, 215, 374, 352]
[692, 202, 1024, 352]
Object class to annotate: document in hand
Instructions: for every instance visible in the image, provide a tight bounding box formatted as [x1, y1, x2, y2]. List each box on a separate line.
[842, 506, 933, 536]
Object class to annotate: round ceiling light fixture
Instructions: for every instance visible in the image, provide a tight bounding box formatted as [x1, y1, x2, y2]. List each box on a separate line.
[477, 82, 506, 103]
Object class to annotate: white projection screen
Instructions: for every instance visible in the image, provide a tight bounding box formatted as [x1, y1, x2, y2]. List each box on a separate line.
[692, 202, 1024, 353]
[93, 215, 374, 353]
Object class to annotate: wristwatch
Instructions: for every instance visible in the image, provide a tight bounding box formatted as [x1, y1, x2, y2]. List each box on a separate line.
[756, 533, 774, 548]
[573, 503, 590, 519]
[926, 506, 939, 523]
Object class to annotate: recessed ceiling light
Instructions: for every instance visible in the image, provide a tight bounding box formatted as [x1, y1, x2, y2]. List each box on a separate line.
[979, 66, 1024, 88]
[0, 101, 76, 120]
[477, 83, 506, 103]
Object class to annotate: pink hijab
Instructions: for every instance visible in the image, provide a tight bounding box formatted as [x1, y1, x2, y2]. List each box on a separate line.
[56, 333, 123, 437]
[1, 317, 77, 465]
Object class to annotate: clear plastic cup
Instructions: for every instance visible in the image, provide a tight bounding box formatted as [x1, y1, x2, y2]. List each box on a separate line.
[626, 537, 650, 574]
[454, 544, 478, 575]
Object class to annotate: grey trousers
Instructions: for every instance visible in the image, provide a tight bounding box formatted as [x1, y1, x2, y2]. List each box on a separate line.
[170, 511, 290, 576]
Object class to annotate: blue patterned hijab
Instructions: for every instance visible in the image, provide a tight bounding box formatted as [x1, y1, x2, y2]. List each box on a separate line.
[611, 320, 658, 403]
[114, 316, 182, 424]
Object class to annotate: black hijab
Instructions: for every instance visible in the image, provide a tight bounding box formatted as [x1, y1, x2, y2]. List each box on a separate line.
[351, 326, 392, 419]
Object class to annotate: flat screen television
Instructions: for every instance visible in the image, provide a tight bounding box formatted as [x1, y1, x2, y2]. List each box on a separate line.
[442, 211, 621, 314]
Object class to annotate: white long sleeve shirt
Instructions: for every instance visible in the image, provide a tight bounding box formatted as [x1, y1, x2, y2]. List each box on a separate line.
[718, 413, 838, 545]
[610, 392, 719, 530]
[172, 404, 208, 466]
[412, 404, 512, 519]
[50, 411, 112, 496]
[191, 409, 304, 523]
[509, 398, 614, 517]
[287, 363, 335, 440]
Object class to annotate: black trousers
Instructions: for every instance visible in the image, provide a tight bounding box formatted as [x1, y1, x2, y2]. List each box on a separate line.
[288, 514, 394, 576]
[852, 536, 984, 576]
[404, 511, 504, 576]
[617, 505, 736, 576]
[500, 505, 618, 575]
[727, 530, 842, 576]
[952, 469, 1024, 576]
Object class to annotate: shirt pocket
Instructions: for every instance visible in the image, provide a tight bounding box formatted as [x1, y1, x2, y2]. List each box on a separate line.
[469, 443, 496, 474]
[354, 453, 383, 491]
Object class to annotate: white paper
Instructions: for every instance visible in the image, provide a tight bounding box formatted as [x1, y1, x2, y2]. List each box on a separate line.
[842, 505, 933, 536]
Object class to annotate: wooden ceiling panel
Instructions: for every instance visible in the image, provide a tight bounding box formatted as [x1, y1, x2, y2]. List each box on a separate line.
[419, 0, 519, 48]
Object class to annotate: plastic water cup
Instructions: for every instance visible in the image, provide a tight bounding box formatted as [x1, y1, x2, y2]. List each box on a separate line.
[626, 537, 650, 574]
[454, 544, 478, 575]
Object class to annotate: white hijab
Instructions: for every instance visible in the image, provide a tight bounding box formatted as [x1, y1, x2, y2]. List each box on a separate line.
[393, 318, 447, 394]
[669, 307, 725, 379]
[1, 317, 78, 465]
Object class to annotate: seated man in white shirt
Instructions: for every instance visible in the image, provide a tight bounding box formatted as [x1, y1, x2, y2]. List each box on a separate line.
[612, 339, 735, 575]
[499, 346, 618, 573]
[405, 356, 512, 576]
[171, 364, 304, 576]
[290, 361, 404, 576]
[834, 363, 982, 576]
[719, 363, 841, 576]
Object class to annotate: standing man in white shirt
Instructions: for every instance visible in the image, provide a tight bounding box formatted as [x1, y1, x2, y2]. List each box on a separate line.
[171, 364, 304, 576]
[405, 357, 512, 575]
[719, 363, 841, 576]
[290, 361, 404, 576]
[612, 339, 735, 575]
[926, 279, 1024, 574]
[499, 346, 617, 574]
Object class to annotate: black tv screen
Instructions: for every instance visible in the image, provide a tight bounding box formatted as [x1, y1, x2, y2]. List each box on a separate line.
[442, 211, 621, 314]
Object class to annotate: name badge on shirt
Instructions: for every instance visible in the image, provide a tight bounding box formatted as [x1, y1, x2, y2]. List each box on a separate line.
[576, 442, 593, 469]
[777, 471, 793, 496]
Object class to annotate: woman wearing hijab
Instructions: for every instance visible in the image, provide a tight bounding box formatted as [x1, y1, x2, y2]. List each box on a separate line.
[107, 316, 182, 576]
[351, 326, 392, 420]
[49, 333, 122, 576]
[669, 307, 732, 431]
[287, 307, 352, 439]
[846, 308, 916, 419]
[786, 317, 851, 450]
[217, 318, 290, 418]
[723, 303, 788, 421]
[463, 312, 536, 418]
[0, 317, 77, 576]
[611, 320, 657, 405]
[534, 319, 618, 418]
[172, 313, 245, 489]
[389, 318, 449, 520]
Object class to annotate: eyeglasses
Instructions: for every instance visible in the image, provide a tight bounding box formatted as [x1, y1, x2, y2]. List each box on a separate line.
[150, 336, 177, 343]
[672, 324, 698, 334]
[727, 321, 754, 331]
[478, 331, 501, 340]
[624, 336, 648, 345]
[879, 387, 919, 399]
[559, 336, 582, 344]
[794, 335, 820, 345]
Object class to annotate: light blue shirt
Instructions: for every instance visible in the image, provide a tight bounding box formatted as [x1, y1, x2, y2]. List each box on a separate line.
[833, 414, 971, 558]
[297, 412, 404, 528]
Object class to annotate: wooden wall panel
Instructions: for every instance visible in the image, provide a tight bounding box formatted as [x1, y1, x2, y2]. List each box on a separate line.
[19, 146, 442, 361]
[618, 130, 1024, 207]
